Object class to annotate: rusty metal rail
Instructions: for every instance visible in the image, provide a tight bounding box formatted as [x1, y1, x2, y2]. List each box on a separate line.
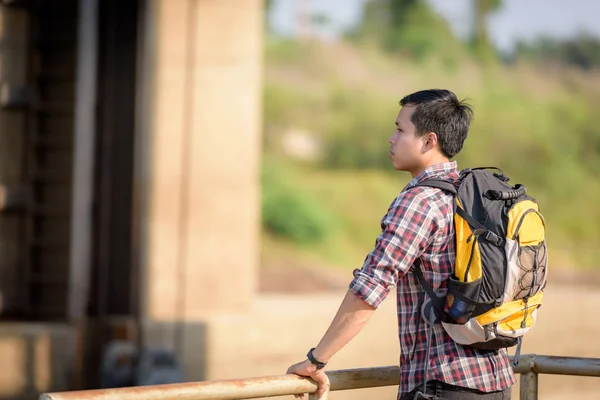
[513, 354, 600, 399]
[41, 354, 600, 400]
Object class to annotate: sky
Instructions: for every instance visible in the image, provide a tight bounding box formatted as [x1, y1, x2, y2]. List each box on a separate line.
[268, 0, 600, 53]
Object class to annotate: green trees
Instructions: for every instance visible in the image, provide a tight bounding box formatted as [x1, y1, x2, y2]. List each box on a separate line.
[515, 34, 600, 70]
[261, 0, 600, 268]
[471, 0, 502, 62]
[351, 0, 465, 64]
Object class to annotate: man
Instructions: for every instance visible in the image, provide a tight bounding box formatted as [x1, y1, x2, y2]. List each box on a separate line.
[286, 89, 515, 399]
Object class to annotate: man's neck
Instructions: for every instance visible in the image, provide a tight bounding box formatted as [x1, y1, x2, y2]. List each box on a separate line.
[409, 157, 451, 178]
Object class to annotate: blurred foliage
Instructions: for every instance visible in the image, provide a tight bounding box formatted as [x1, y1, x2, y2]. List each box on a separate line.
[261, 0, 600, 269]
[265, 0, 273, 13]
[348, 0, 467, 68]
[471, 0, 503, 63]
[263, 81, 395, 170]
[261, 157, 337, 245]
[515, 33, 600, 70]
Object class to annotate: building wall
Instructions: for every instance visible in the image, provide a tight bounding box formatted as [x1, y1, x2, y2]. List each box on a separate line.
[0, 324, 77, 400]
[141, 0, 263, 323]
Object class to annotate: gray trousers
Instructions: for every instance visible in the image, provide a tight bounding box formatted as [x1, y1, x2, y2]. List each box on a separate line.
[400, 381, 511, 400]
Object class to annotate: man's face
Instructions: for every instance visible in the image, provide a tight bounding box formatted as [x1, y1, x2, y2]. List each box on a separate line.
[388, 105, 425, 174]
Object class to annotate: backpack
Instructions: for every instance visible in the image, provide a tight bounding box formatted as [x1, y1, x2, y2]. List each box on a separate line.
[413, 167, 547, 363]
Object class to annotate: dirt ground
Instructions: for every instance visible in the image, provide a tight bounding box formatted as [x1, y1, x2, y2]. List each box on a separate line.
[259, 264, 600, 399]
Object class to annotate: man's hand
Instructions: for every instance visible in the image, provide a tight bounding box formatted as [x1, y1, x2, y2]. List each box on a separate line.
[285, 292, 375, 398]
[286, 359, 330, 399]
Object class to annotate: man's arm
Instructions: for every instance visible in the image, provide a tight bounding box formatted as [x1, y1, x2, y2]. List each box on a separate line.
[312, 290, 376, 362]
[286, 191, 437, 399]
[286, 290, 376, 399]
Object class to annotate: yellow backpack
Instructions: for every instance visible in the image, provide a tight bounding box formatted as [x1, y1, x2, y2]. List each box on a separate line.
[414, 167, 547, 364]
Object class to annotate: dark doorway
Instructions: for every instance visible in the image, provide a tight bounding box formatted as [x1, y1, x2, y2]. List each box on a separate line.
[89, 0, 141, 319]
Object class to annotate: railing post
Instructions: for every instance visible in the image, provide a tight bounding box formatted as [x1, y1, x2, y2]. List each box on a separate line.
[519, 372, 538, 400]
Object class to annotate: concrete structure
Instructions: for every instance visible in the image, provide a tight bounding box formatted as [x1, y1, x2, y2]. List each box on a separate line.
[142, 0, 262, 324]
[0, 0, 264, 398]
[139, 0, 264, 382]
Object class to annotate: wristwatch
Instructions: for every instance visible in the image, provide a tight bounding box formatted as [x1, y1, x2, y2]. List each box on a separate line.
[306, 348, 327, 370]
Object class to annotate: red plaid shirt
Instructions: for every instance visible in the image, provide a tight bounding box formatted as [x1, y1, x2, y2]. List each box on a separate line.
[349, 161, 515, 398]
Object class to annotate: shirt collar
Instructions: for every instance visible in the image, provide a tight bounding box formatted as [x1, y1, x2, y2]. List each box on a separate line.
[405, 161, 458, 189]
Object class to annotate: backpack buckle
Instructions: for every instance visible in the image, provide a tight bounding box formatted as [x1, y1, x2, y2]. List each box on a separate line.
[493, 172, 510, 182]
[477, 229, 505, 247]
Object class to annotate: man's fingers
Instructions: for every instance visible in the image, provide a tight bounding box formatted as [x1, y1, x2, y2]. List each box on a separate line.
[316, 382, 330, 398]
[313, 371, 330, 399]
[286, 364, 328, 400]
[313, 370, 330, 386]
[316, 387, 329, 399]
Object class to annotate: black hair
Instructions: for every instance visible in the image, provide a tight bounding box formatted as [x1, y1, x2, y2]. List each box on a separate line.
[399, 89, 474, 158]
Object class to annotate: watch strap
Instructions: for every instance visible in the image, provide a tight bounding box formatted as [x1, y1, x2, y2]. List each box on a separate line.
[307, 348, 327, 370]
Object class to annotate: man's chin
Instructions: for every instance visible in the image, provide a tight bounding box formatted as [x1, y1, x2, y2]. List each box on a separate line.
[390, 157, 407, 171]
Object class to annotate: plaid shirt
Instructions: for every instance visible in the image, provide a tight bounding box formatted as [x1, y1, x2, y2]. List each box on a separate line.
[349, 161, 515, 398]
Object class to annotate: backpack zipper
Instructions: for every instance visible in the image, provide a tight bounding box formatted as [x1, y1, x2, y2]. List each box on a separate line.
[463, 234, 478, 281]
[512, 209, 545, 241]
[521, 296, 530, 329]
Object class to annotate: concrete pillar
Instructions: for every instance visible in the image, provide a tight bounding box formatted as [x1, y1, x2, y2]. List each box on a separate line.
[0, 324, 77, 399]
[140, 0, 263, 324]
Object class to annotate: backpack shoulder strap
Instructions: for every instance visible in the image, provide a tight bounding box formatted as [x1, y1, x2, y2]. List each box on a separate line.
[415, 178, 457, 195]
[418, 178, 504, 246]
[410, 178, 455, 314]
[412, 260, 445, 312]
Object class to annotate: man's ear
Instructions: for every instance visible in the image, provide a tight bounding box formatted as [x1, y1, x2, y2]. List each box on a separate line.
[421, 132, 438, 153]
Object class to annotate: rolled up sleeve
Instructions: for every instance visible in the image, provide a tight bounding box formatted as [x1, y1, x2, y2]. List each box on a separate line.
[349, 190, 437, 308]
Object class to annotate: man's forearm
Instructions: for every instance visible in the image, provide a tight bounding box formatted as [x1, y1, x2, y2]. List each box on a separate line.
[311, 290, 376, 363]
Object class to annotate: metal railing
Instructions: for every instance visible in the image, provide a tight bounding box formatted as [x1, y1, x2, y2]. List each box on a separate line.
[41, 354, 600, 400]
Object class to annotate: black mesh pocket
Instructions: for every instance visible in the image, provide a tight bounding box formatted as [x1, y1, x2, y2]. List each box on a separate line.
[515, 242, 548, 299]
[445, 276, 482, 324]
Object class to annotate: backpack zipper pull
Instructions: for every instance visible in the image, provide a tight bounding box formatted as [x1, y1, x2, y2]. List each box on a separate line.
[521, 296, 529, 329]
